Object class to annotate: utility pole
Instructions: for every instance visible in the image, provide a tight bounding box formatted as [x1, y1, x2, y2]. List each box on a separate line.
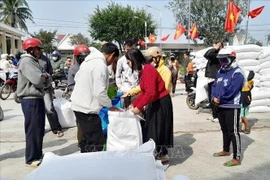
[244, 0, 251, 44]
[188, 0, 191, 51]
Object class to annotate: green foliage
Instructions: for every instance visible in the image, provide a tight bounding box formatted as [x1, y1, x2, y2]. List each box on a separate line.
[0, 0, 34, 32]
[30, 29, 57, 55]
[88, 2, 157, 51]
[167, 0, 248, 45]
[266, 34, 270, 45]
[69, 33, 91, 46]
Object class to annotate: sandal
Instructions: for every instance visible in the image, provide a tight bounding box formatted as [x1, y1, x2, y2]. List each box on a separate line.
[213, 151, 230, 157]
[57, 131, 64, 138]
[243, 129, 250, 134]
[223, 159, 241, 167]
[25, 160, 41, 168]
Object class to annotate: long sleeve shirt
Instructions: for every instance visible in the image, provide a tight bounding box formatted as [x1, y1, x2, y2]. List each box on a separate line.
[131, 64, 169, 110]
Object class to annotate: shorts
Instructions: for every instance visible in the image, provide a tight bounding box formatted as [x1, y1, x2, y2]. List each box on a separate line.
[240, 104, 249, 117]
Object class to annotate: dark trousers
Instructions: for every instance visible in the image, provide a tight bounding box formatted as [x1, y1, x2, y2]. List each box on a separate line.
[217, 108, 241, 160]
[185, 74, 193, 92]
[21, 99, 45, 164]
[208, 81, 218, 118]
[44, 92, 62, 133]
[171, 75, 178, 94]
[74, 111, 105, 153]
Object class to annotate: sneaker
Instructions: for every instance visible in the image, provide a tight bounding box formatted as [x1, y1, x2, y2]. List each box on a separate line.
[211, 118, 219, 123]
[156, 154, 169, 165]
[206, 116, 214, 121]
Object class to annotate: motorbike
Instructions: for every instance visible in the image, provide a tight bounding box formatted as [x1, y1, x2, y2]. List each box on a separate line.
[186, 67, 210, 113]
[0, 70, 19, 102]
[0, 106, 3, 121]
[0, 69, 6, 87]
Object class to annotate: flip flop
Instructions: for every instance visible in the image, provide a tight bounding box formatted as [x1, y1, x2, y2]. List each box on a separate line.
[57, 131, 64, 138]
[223, 159, 241, 167]
[25, 160, 41, 168]
[213, 151, 230, 157]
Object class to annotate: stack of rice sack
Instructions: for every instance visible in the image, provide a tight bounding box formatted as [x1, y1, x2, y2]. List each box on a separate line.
[250, 46, 270, 113]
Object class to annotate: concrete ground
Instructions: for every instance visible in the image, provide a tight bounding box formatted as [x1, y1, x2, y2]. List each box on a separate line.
[0, 83, 270, 180]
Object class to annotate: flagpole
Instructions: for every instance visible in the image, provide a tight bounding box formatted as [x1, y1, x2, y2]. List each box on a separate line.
[188, 0, 191, 51]
[244, 0, 251, 44]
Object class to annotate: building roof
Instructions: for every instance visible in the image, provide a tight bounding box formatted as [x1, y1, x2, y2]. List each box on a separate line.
[57, 33, 76, 51]
[0, 22, 26, 37]
[57, 34, 66, 43]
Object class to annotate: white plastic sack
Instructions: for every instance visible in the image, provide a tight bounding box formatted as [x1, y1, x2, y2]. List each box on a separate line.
[259, 81, 270, 88]
[25, 140, 166, 180]
[260, 75, 270, 82]
[195, 70, 209, 105]
[259, 68, 270, 76]
[259, 56, 270, 64]
[235, 52, 261, 61]
[260, 61, 270, 69]
[53, 98, 76, 128]
[249, 106, 270, 113]
[241, 65, 261, 73]
[107, 110, 143, 151]
[250, 99, 270, 107]
[252, 90, 270, 100]
[228, 45, 263, 53]
[236, 59, 260, 67]
[54, 89, 64, 98]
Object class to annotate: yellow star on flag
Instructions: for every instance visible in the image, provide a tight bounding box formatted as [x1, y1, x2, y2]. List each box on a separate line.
[229, 13, 235, 22]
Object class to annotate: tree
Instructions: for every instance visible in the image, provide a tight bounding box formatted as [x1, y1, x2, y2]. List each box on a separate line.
[0, 0, 34, 32]
[266, 34, 270, 45]
[167, 0, 248, 45]
[69, 33, 91, 46]
[88, 2, 157, 51]
[30, 29, 57, 55]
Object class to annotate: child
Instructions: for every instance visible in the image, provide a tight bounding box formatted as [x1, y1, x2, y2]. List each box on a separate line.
[240, 70, 255, 134]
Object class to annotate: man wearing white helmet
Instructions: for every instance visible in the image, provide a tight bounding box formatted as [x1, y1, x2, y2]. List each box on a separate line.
[211, 48, 244, 167]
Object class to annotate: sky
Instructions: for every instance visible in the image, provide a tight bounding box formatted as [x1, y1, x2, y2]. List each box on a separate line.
[25, 0, 270, 45]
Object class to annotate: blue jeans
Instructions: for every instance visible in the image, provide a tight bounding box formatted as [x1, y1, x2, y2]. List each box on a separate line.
[21, 98, 45, 164]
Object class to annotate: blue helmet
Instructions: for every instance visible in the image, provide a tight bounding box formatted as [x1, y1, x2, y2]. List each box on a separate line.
[52, 50, 61, 57]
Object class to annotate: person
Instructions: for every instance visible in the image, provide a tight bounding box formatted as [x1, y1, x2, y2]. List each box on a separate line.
[185, 55, 195, 93]
[168, 53, 180, 97]
[115, 39, 139, 108]
[240, 70, 255, 134]
[212, 48, 244, 167]
[67, 45, 90, 91]
[50, 50, 66, 81]
[126, 48, 173, 165]
[204, 41, 224, 122]
[64, 56, 73, 77]
[0, 54, 11, 80]
[70, 43, 120, 153]
[17, 37, 52, 167]
[39, 54, 64, 137]
[125, 46, 171, 97]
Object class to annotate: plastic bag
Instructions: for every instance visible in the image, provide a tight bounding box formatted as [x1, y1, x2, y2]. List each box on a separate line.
[53, 98, 76, 128]
[107, 110, 143, 151]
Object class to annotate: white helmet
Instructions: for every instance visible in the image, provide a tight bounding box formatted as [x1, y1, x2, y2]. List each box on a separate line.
[217, 48, 236, 69]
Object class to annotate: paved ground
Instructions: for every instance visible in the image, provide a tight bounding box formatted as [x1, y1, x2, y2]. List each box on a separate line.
[1, 83, 270, 180]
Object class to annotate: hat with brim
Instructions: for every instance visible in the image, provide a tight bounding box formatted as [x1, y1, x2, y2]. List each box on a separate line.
[144, 55, 153, 62]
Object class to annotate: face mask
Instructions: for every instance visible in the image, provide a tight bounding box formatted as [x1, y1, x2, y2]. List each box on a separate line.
[219, 58, 231, 69]
[52, 56, 58, 61]
[170, 57, 175, 61]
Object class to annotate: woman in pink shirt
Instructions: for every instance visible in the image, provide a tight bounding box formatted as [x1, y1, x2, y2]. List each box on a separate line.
[126, 48, 173, 165]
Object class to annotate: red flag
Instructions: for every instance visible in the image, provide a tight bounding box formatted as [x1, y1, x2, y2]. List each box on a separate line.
[161, 34, 170, 41]
[225, 1, 241, 33]
[190, 22, 198, 40]
[174, 24, 186, 40]
[149, 33, 157, 43]
[138, 39, 145, 46]
[248, 6, 264, 19]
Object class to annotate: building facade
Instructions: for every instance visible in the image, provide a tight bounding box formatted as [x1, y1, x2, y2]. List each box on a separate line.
[0, 22, 25, 55]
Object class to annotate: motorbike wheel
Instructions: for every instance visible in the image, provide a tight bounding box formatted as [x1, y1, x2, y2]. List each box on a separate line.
[0, 84, 12, 100]
[0, 106, 3, 121]
[14, 91, 21, 103]
[186, 95, 199, 110]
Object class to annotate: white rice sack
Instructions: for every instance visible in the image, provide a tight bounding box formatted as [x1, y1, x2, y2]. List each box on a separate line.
[252, 90, 270, 100]
[260, 61, 270, 69]
[250, 99, 270, 107]
[259, 68, 270, 75]
[236, 59, 260, 67]
[259, 81, 270, 88]
[235, 52, 261, 60]
[259, 47, 270, 59]
[249, 106, 270, 113]
[260, 75, 270, 82]
[228, 45, 263, 53]
[259, 56, 270, 64]
[254, 79, 260, 87]
[241, 65, 261, 73]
